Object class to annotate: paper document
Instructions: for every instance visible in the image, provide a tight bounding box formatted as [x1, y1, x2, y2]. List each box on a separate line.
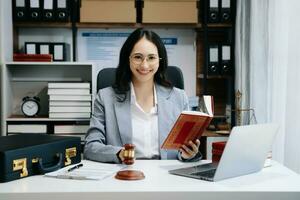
[45, 161, 125, 180]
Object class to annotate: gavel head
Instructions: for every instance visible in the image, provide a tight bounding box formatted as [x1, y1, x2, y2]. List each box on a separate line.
[123, 144, 135, 165]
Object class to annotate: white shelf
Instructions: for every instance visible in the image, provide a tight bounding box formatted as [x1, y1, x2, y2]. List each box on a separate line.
[11, 77, 83, 82]
[1, 62, 95, 135]
[5, 61, 94, 65]
[6, 117, 91, 122]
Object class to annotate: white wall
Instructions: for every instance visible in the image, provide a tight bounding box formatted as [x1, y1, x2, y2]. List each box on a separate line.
[283, 0, 300, 174]
[0, 0, 13, 135]
[0, 1, 13, 61]
[77, 28, 196, 97]
[0, 1, 2, 133]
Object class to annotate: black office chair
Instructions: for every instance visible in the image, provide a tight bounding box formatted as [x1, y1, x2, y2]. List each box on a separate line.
[97, 66, 184, 91]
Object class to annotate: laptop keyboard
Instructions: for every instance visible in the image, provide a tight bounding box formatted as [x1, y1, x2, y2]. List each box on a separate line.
[191, 169, 217, 178]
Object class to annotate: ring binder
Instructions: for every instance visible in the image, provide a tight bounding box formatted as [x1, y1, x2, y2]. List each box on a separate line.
[39, 43, 50, 54]
[208, 0, 220, 23]
[52, 43, 66, 61]
[13, 0, 28, 22]
[220, 0, 231, 23]
[25, 42, 38, 54]
[207, 44, 219, 75]
[42, 0, 55, 21]
[55, 0, 70, 22]
[28, 0, 41, 21]
[220, 44, 232, 75]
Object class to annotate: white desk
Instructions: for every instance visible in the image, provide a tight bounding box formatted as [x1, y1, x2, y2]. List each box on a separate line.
[0, 160, 299, 200]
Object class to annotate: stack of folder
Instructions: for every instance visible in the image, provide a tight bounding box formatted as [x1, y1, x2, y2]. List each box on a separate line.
[204, 0, 234, 24]
[207, 43, 232, 76]
[24, 42, 69, 62]
[13, 0, 72, 22]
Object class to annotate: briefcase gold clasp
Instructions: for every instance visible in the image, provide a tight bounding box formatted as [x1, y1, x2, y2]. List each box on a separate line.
[13, 158, 28, 178]
[65, 147, 77, 166]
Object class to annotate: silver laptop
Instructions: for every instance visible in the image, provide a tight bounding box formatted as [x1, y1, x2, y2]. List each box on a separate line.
[169, 123, 279, 181]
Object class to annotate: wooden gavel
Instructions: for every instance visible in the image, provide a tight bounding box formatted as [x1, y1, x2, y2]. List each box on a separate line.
[115, 144, 145, 180]
[123, 144, 135, 165]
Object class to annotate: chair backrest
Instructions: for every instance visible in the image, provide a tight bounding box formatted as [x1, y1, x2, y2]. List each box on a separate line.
[97, 66, 184, 91]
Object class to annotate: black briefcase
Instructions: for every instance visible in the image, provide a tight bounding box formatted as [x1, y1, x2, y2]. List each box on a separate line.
[0, 134, 81, 183]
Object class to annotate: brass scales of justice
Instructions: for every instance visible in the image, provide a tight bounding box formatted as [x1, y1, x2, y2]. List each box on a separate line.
[233, 90, 257, 126]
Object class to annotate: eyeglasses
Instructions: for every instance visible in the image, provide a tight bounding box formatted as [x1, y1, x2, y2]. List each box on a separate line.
[129, 53, 161, 65]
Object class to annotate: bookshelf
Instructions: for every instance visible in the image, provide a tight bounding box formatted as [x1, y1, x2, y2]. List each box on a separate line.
[2, 0, 236, 158]
[1, 62, 94, 136]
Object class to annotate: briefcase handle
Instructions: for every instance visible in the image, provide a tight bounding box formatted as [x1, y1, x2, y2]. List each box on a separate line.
[37, 153, 64, 174]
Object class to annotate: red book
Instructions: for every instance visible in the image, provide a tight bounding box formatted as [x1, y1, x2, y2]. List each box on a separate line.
[212, 141, 227, 151]
[212, 141, 227, 163]
[161, 96, 214, 150]
[212, 149, 224, 155]
[212, 154, 222, 163]
[13, 54, 53, 62]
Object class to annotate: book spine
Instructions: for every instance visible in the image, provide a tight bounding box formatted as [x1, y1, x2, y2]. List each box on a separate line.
[49, 106, 91, 113]
[49, 112, 91, 118]
[49, 95, 92, 101]
[48, 83, 90, 89]
[212, 141, 227, 150]
[48, 88, 90, 95]
[49, 101, 91, 106]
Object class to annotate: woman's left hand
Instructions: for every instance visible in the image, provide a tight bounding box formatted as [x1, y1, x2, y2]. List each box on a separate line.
[180, 139, 201, 160]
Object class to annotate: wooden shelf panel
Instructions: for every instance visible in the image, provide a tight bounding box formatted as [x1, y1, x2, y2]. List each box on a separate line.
[13, 22, 233, 30]
[14, 22, 72, 28]
[203, 130, 230, 137]
[207, 23, 233, 28]
[76, 22, 202, 29]
[197, 74, 233, 79]
[76, 23, 233, 29]
[5, 61, 93, 65]
[7, 115, 90, 122]
[76, 23, 138, 28]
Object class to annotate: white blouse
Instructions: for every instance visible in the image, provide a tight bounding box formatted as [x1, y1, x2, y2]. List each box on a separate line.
[130, 83, 159, 159]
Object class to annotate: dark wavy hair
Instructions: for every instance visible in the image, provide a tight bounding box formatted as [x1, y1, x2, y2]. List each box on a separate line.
[113, 28, 172, 100]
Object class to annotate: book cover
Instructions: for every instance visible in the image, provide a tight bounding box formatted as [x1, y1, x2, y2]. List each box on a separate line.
[212, 141, 227, 151]
[13, 53, 53, 62]
[161, 95, 214, 150]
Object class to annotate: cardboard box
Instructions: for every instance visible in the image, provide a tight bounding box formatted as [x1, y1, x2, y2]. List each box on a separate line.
[80, 0, 136, 23]
[143, 0, 198, 23]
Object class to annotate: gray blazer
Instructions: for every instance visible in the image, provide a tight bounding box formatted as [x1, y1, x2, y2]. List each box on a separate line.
[84, 84, 201, 163]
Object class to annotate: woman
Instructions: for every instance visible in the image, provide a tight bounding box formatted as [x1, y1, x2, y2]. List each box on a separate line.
[84, 28, 202, 163]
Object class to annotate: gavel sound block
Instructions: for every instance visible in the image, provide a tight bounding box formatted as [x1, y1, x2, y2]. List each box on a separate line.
[115, 144, 145, 180]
